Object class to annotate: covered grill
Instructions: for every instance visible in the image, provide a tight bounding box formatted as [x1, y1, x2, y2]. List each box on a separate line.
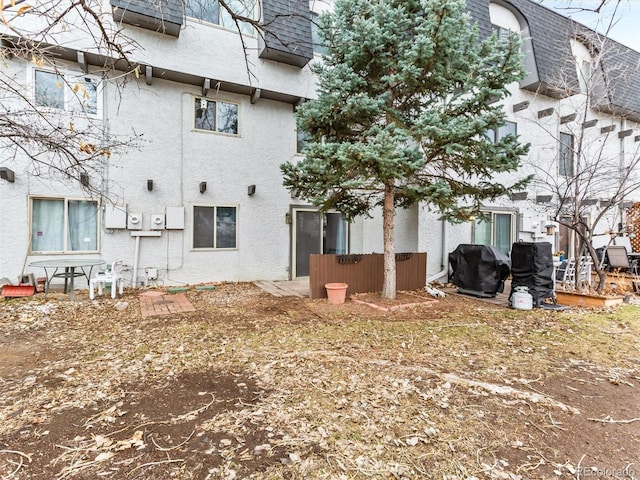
[509, 241, 554, 306]
[448, 244, 511, 297]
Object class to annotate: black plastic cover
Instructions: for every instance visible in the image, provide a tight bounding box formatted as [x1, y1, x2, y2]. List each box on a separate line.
[448, 244, 511, 296]
[509, 241, 554, 305]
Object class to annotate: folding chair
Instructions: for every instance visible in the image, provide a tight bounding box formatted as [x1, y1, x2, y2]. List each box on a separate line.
[555, 259, 576, 289]
[605, 246, 633, 273]
[89, 260, 124, 299]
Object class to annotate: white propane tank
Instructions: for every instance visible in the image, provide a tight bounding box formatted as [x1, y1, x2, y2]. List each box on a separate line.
[512, 286, 533, 310]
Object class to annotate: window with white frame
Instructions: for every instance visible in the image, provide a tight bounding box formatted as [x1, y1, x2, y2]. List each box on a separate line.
[193, 205, 238, 249]
[473, 210, 516, 256]
[296, 128, 311, 154]
[30, 197, 99, 253]
[185, 0, 254, 34]
[34, 69, 100, 116]
[570, 39, 593, 94]
[559, 132, 574, 177]
[194, 97, 239, 135]
[486, 120, 517, 143]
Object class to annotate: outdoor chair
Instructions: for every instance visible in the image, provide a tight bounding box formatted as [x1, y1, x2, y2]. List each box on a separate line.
[555, 259, 576, 289]
[89, 260, 124, 299]
[555, 257, 592, 290]
[604, 246, 638, 274]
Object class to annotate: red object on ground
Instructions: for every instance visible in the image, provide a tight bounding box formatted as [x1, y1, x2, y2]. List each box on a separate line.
[2, 285, 36, 297]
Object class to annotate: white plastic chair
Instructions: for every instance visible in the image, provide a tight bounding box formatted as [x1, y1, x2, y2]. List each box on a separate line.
[89, 260, 124, 299]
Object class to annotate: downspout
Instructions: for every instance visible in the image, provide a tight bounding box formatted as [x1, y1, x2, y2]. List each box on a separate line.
[132, 234, 141, 287]
[427, 218, 448, 283]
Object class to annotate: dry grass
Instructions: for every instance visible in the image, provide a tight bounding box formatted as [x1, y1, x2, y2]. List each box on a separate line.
[1, 285, 639, 479]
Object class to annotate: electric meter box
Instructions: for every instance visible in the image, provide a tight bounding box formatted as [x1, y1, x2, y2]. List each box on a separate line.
[151, 213, 165, 230]
[127, 213, 143, 230]
[105, 205, 127, 229]
[165, 206, 185, 230]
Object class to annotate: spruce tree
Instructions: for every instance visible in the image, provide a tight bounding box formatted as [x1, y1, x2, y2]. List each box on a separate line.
[281, 0, 530, 299]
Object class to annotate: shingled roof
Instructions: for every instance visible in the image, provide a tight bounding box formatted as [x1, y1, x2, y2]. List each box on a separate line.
[259, 0, 314, 68]
[466, 0, 640, 121]
[110, 0, 183, 37]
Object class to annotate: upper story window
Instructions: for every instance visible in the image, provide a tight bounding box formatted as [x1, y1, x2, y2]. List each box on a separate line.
[486, 121, 517, 143]
[311, 12, 327, 55]
[489, 3, 522, 37]
[185, 0, 254, 34]
[559, 132, 574, 177]
[491, 24, 513, 42]
[34, 69, 101, 117]
[296, 129, 311, 154]
[570, 39, 593, 93]
[194, 97, 239, 135]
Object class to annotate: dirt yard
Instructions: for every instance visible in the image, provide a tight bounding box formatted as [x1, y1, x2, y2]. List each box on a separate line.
[1, 283, 639, 479]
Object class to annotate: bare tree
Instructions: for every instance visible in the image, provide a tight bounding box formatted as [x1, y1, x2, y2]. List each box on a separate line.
[0, 0, 318, 195]
[527, 25, 640, 292]
[0, 0, 144, 197]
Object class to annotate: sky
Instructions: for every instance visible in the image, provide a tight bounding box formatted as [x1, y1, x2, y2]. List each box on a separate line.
[539, 0, 640, 51]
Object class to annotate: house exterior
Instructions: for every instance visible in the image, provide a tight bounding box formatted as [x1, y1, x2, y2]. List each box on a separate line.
[1, 0, 639, 289]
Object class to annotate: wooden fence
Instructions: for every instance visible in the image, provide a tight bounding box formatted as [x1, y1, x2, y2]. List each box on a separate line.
[309, 253, 427, 299]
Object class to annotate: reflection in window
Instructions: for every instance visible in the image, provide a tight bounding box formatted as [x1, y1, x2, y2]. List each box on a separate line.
[194, 98, 238, 134]
[35, 69, 100, 115]
[193, 205, 238, 249]
[474, 211, 515, 256]
[559, 132, 574, 177]
[35, 70, 65, 109]
[311, 12, 327, 55]
[185, 0, 254, 34]
[486, 121, 517, 143]
[296, 129, 311, 154]
[69, 77, 99, 115]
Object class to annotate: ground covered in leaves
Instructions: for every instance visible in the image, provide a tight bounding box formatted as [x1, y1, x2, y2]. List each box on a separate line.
[1, 283, 639, 479]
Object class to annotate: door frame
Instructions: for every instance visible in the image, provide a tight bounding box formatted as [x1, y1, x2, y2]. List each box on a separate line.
[290, 206, 349, 280]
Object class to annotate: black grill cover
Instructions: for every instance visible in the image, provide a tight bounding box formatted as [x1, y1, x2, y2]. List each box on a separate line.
[448, 244, 511, 296]
[509, 241, 554, 305]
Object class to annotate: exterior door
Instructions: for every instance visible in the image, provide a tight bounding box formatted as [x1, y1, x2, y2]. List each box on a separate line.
[473, 211, 516, 256]
[292, 208, 348, 278]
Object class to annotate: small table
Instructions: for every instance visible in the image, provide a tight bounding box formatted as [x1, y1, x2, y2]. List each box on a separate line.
[29, 259, 105, 301]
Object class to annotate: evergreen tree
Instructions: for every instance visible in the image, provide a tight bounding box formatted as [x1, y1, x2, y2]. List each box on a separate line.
[281, 0, 530, 299]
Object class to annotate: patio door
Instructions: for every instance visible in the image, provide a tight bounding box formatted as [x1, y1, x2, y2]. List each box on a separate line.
[292, 208, 348, 278]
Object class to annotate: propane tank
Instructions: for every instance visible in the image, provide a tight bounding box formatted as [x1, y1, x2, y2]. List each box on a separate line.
[512, 286, 533, 310]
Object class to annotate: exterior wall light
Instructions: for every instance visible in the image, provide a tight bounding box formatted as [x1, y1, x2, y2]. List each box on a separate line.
[199, 181, 207, 194]
[247, 184, 256, 196]
[147, 179, 154, 191]
[0, 167, 15, 182]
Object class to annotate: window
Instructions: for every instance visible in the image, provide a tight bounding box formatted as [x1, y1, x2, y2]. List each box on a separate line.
[311, 12, 327, 55]
[296, 128, 311, 154]
[491, 24, 512, 42]
[30, 197, 99, 253]
[194, 98, 238, 134]
[570, 39, 593, 94]
[185, 0, 254, 34]
[193, 205, 238, 249]
[473, 211, 516, 256]
[559, 132, 574, 177]
[577, 60, 591, 93]
[34, 69, 100, 116]
[486, 121, 517, 143]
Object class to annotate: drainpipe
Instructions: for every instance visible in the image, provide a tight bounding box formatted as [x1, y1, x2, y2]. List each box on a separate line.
[132, 235, 141, 287]
[427, 219, 448, 283]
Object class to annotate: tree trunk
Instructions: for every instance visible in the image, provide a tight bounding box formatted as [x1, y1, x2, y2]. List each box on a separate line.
[381, 183, 396, 300]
